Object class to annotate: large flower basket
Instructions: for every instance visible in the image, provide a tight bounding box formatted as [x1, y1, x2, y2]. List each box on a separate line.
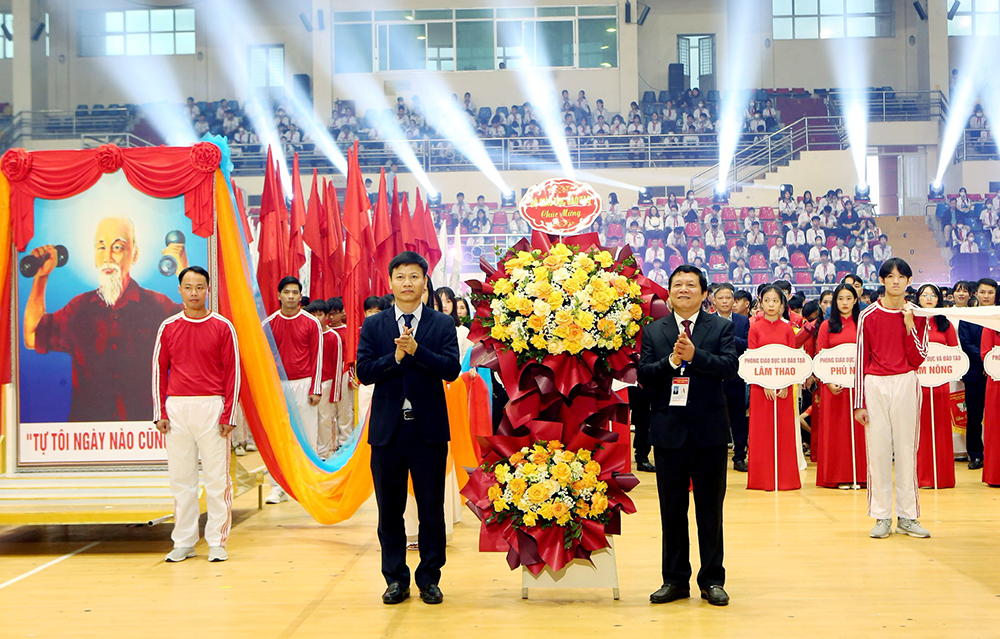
[461, 231, 667, 578]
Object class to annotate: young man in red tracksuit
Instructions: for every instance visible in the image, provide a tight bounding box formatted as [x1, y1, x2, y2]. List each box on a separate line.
[854, 257, 930, 539]
[306, 299, 343, 459]
[328, 297, 355, 448]
[265, 276, 323, 503]
[153, 266, 239, 563]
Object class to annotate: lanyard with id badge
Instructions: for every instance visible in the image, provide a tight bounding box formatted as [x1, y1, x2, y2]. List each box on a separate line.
[670, 361, 690, 407]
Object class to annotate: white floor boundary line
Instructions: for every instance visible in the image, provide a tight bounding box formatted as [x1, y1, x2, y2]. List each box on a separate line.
[0, 541, 100, 591]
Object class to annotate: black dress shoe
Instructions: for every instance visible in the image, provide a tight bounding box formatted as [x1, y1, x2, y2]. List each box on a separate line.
[636, 459, 656, 473]
[649, 584, 690, 604]
[419, 583, 443, 604]
[700, 585, 730, 606]
[969, 458, 984, 470]
[382, 582, 410, 605]
[733, 459, 748, 472]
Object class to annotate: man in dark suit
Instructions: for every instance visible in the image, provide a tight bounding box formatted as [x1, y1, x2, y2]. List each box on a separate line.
[356, 251, 461, 606]
[713, 283, 751, 472]
[959, 277, 997, 470]
[638, 265, 739, 607]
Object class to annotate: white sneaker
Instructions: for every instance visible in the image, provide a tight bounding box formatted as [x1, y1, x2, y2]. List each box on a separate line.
[869, 519, 892, 539]
[246, 442, 258, 452]
[265, 486, 287, 504]
[165, 547, 196, 562]
[234, 444, 247, 457]
[896, 518, 931, 538]
[208, 546, 228, 562]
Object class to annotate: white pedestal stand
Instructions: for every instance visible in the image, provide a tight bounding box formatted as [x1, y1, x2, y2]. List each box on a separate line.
[521, 536, 620, 600]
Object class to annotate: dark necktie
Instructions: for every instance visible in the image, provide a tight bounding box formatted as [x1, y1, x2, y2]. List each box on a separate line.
[682, 319, 692, 337]
[403, 313, 414, 329]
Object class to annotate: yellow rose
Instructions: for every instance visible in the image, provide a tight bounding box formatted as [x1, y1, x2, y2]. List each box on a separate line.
[576, 449, 592, 463]
[581, 333, 598, 350]
[554, 309, 573, 325]
[488, 484, 503, 501]
[584, 460, 601, 475]
[574, 255, 595, 273]
[627, 322, 640, 337]
[520, 462, 537, 476]
[533, 265, 550, 282]
[551, 462, 573, 484]
[530, 334, 547, 349]
[547, 290, 564, 307]
[530, 450, 550, 465]
[612, 334, 623, 349]
[591, 493, 608, 515]
[547, 340, 564, 355]
[628, 281, 642, 296]
[595, 250, 614, 268]
[566, 340, 584, 355]
[511, 338, 528, 352]
[517, 297, 534, 316]
[504, 295, 521, 311]
[522, 511, 538, 527]
[539, 502, 554, 519]
[575, 502, 591, 517]
[526, 482, 550, 503]
[494, 463, 510, 483]
[576, 311, 595, 330]
[565, 324, 584, 342]
[493, 498, 509, 512]
[563, 278, 582, 295]
[581, 472, 598, 489]
[493, 278, 514, 295]
[549, 243, 573, 259]
[553, 449, 575, 464]
[630, 303, 643, 320]
[527, 314, 546, 332]
[533, 299, 551, 317]
[509, 477, 527, 495]
[510, 452, 525, 465]
[490, 324, 508, 340]
[535, 281, 554, 299]
[547, 440, 564, 451]
[597, 318, 616, 337]
[551, 502, 570, 523]
[543, 254, 564, 269]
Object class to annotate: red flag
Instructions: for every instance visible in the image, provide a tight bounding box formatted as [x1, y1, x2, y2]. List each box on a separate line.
[325, 182, 345, 298]
[400, 191, 417, 253]
[288, 153, 307, 276]
[273, 158, 291, 278]
[256, 147, 282, 315]
[371, 169, 393, 296]
[390, 177, 403, 255]
[231, 181, 253, 240]
[413, 188, 442, 273]
[303, 169, 325, 299]
[342, 142, 375, 366]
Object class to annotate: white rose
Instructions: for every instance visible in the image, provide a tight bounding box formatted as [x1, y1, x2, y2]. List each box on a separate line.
[533, 299, 551, 317]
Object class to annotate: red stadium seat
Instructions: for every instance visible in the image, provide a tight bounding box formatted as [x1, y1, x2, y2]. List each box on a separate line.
[826, 236, 838, 248]
[724, 220, 740, 234]
[685, 222, 702, 237]
[607, 222, 624, 238]
[721, 206, 737, 220]
[712, 273, 729, 283]
[669, 254, 684, 270]
[790, 251, 808, 269]
[763, 220, 779, 236]
[740, 207, 752, 219]
[697, 197, 712, 208]
[836, 270, 850, 280]
[759, 207, 775, 219]
[767, 237, 777, 249]
[492, 211, 508, 233]
[970, 193, 983, 201]
[749, 253, 767, 269]
[727, 237, 738, 249]
[708, 252, 727, 269]
[752, 272, 769, 284]
[795, 271, 813, 284]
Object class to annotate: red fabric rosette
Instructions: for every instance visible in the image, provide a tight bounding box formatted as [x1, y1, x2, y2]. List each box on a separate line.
[95, 144, 124, 173]
[462, 231, 663, 573]
[1, 148, 32, 182]
[460, 420, 639, 575]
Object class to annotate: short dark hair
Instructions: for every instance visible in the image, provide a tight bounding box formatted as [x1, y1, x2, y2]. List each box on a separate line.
[878, 257, 912, 279]
[305, 299, 329, 314]
[363, 295, 385, 312]
[178, 265, 210, 286]
[976, 277, 998, 298]
[388, 251, 429, 276]
[734, 290, 752, 304]
[278, 276, 302, 293]
[715, 282, 735, 295]
[327, 297, 344, 312]
[668, 264, 708, 292]
[774, 280, 792, 294]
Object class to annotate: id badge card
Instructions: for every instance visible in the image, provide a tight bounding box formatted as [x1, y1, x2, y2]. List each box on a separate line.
[670, 377, 690, 407]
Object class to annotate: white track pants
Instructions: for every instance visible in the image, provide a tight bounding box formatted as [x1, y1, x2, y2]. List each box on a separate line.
[270, 378, 318, 490]
[334, 375, 355, 447]
[165, 396, 231, 548]
[864, 371, 921, 520]
[317, 379, 335, 458]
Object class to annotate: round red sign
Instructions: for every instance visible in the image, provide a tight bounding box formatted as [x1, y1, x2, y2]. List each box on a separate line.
[518, 178, 603, 235]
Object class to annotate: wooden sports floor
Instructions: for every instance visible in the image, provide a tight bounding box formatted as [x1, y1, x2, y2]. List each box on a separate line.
[1, 459, 999, 639]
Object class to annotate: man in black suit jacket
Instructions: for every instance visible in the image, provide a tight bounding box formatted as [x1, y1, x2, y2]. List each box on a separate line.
[638, 265, 739, 607]
[356, 251, 461, 606]
[713, 283, 751, 471]
[958, 277, 997, 470]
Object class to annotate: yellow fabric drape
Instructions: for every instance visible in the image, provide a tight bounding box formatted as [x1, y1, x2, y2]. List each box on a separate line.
[0, 171, 11, 441]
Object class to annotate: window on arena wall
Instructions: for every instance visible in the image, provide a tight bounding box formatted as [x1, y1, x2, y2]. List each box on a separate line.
[249, 44, 284, 88]
[78, 9, 195, 56]
[948, 0, 1000, 36]
[1, 14, 13, 58]
[332, 6, 618, 72]
[771, 0, 894, 40]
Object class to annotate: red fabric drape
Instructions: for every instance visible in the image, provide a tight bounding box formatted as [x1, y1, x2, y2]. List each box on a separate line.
[288, 153, 307, 275]
[325, 182, 344, 298]
[372, 169, 393, 296]
[1, 144, 220, 250]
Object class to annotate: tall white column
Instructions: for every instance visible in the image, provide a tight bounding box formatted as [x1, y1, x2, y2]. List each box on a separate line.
[312, 0, 333, 124]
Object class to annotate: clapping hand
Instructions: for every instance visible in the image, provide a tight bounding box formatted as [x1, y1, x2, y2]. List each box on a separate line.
[394, 327, 418, 360]
[673, 332, 695, 363]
